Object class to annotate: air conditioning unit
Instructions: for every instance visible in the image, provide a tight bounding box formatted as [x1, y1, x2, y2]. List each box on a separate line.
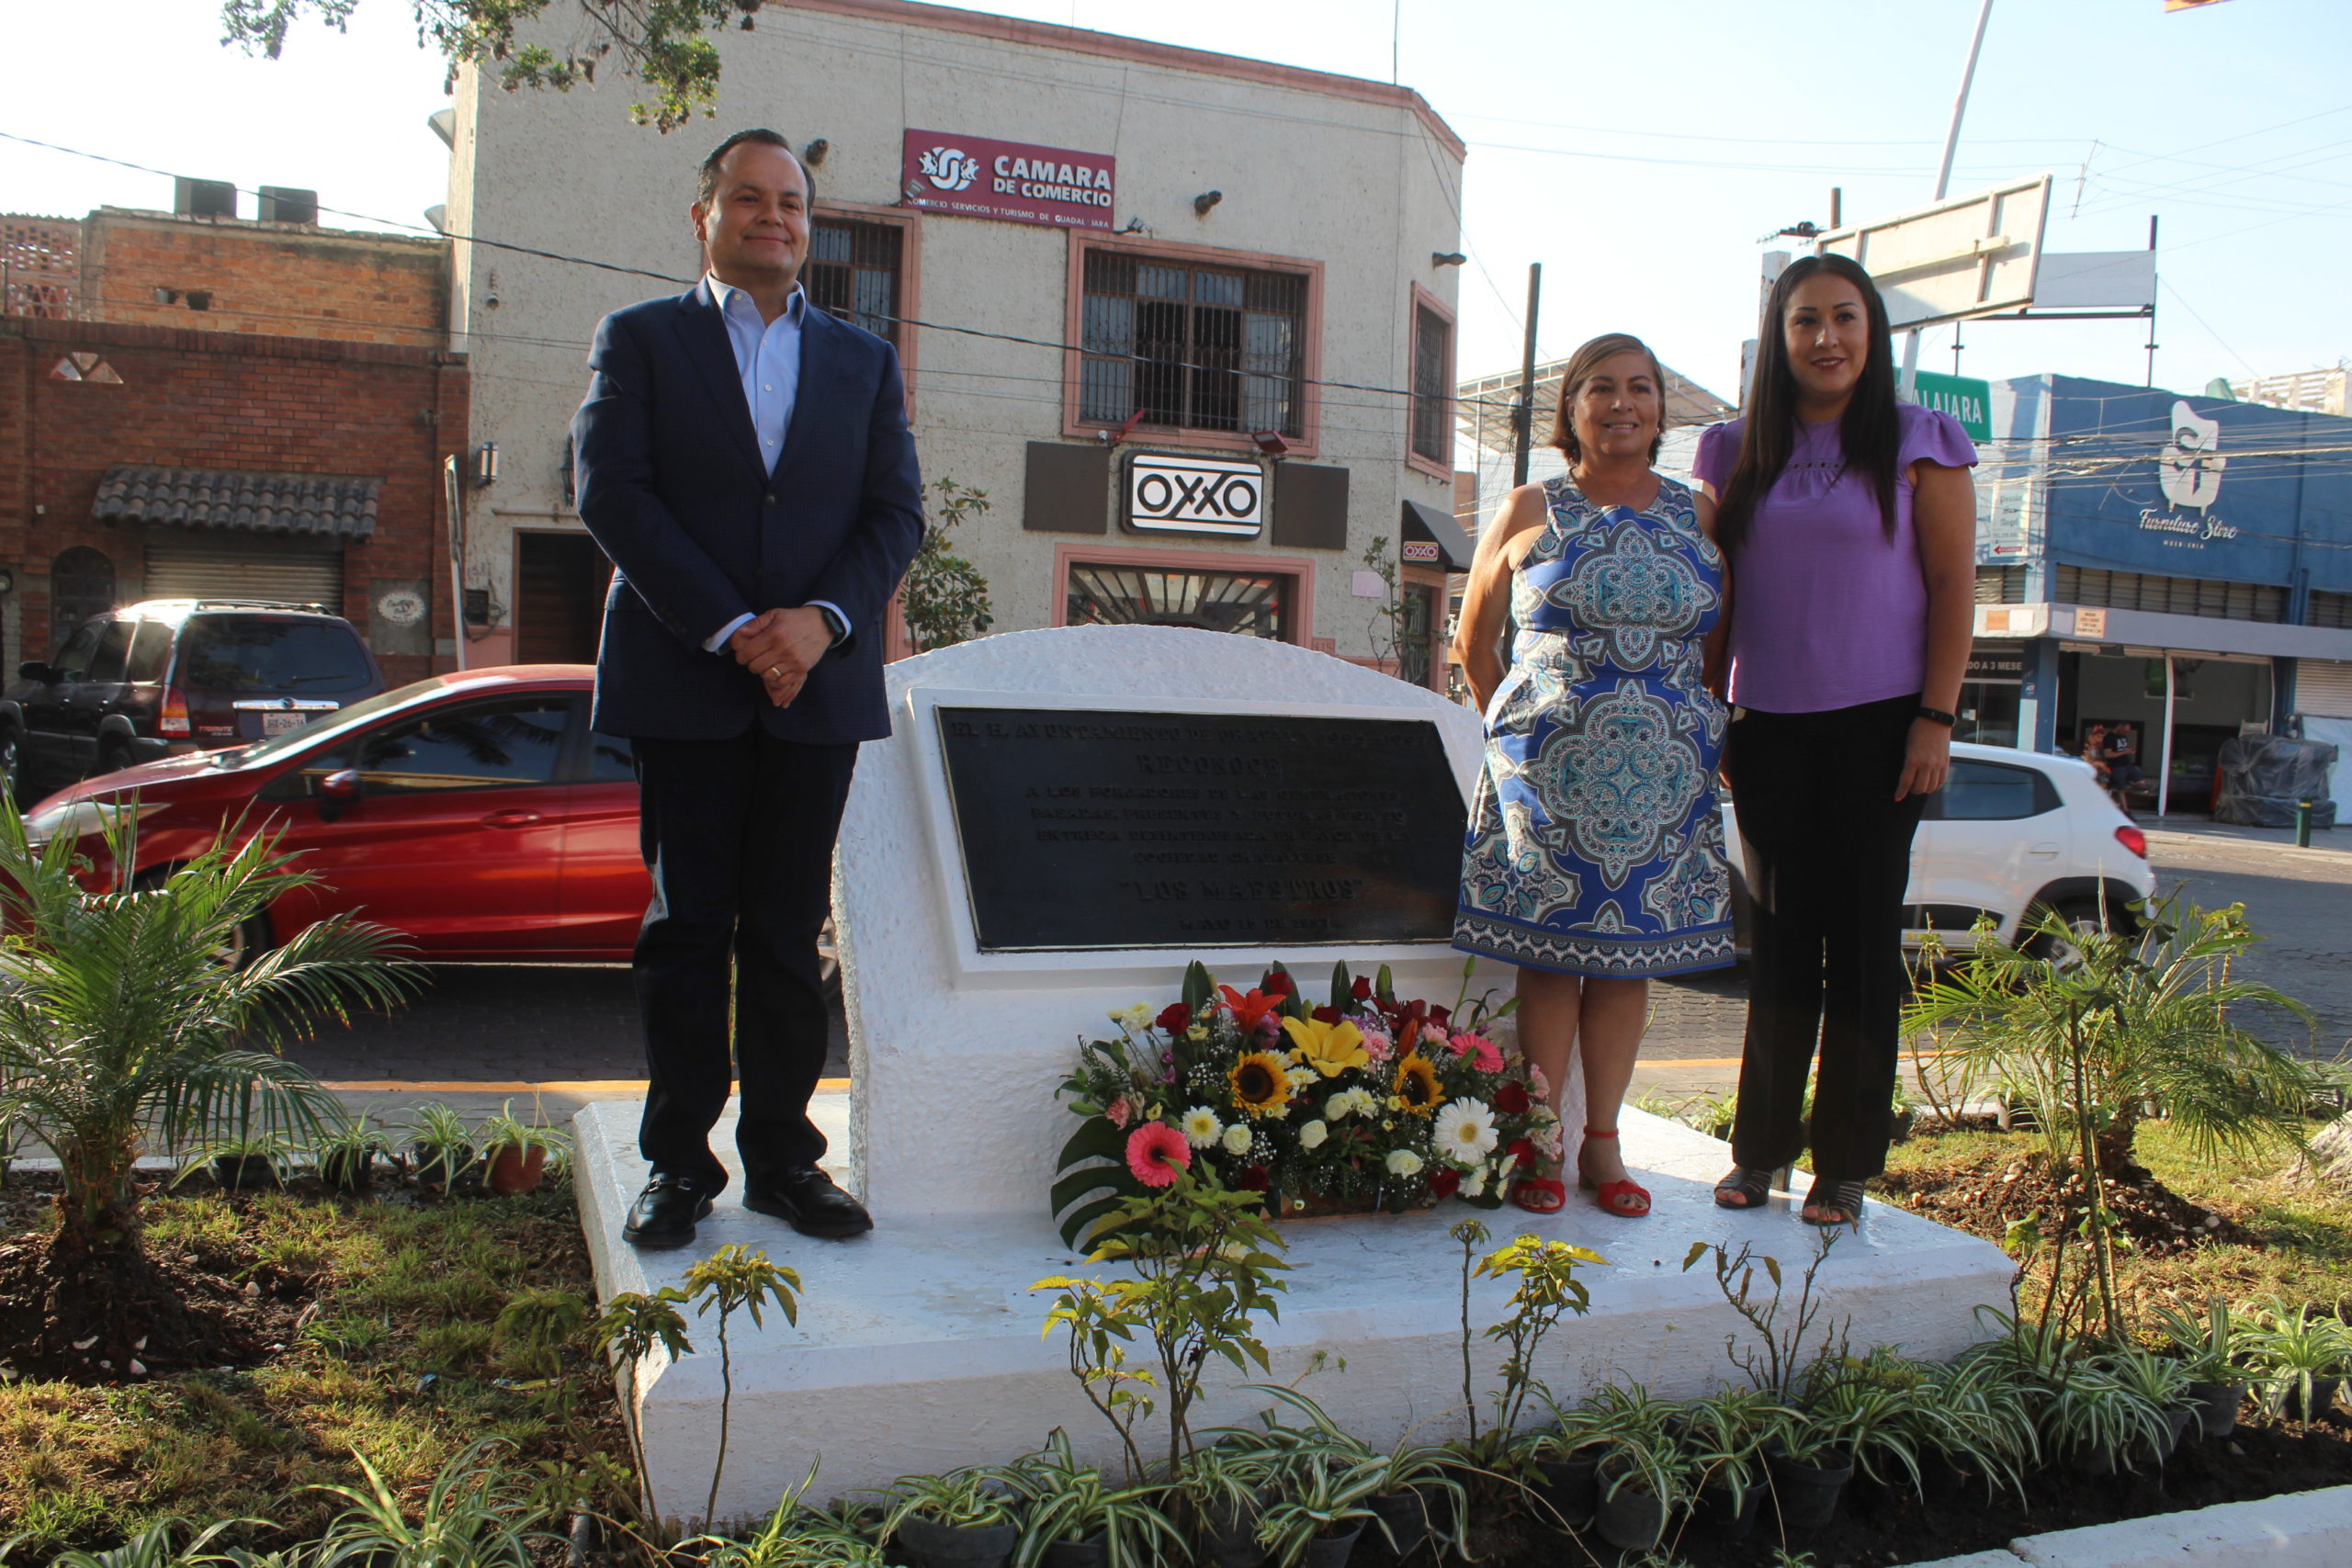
[258, 186, 319, 225]
[174, 177, 237, 220]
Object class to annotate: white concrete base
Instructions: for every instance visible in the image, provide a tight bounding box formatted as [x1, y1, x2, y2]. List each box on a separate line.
[576, 1096, 2016, 1520]
[1897, 1484, 2352, 1568]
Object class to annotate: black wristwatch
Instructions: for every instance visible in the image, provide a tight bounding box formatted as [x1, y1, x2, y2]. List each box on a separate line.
[1916, 705, 1958, 728]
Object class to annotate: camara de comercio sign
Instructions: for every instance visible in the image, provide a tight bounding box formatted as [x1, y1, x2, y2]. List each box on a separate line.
[901, 130, 1115, 231]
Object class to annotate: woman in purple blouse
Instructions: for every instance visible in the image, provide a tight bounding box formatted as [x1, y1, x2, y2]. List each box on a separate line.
[1692, 254, 1978, 1227]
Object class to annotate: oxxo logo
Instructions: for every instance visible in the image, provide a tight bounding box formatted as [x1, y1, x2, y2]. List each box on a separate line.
[919, 146, 980, 191]
[1127, 454, 1265, 538]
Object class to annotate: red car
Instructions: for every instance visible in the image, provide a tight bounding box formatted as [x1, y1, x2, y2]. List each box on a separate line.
[23, 666, 650, 966]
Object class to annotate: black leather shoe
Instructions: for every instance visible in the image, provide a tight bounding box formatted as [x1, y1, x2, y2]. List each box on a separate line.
[743, 1165, 873, 1238]
[622, 1173, 716, 1249]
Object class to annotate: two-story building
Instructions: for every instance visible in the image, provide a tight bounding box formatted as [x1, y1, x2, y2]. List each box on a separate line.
[440, 0, 1470, 682]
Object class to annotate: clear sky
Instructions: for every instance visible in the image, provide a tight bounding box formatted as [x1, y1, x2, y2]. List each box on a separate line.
[4, 0, 2345, 406]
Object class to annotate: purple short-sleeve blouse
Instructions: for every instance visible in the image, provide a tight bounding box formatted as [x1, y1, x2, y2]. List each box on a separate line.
[1693, 402, 1976, 714]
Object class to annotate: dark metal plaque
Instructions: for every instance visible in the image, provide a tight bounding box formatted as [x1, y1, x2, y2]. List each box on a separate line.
[935, 705, 1466, 953]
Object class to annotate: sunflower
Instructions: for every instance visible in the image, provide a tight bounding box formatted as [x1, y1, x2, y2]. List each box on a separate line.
[1392, 1054, 1445, 1116]
[1228, 1051, 1295, 1118]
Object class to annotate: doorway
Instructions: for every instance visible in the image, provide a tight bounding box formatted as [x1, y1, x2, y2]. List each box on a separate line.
[515, 532, 612, 665]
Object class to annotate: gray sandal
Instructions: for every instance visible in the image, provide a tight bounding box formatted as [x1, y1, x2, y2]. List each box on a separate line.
[1803, 1178, 1868, 1226]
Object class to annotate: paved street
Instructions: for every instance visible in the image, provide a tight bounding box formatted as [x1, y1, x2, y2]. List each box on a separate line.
[297, 821, 2349, 1134]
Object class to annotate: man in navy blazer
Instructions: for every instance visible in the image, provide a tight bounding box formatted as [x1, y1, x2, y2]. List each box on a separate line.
[572, 128, 922, 1249]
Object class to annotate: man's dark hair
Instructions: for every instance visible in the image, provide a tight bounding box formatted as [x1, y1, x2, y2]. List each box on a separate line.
[696, 128, 810, 207]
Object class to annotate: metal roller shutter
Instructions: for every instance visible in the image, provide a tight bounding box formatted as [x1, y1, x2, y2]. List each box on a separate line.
[143, 540, 344, 609]
[2297, 660, 2352, 719]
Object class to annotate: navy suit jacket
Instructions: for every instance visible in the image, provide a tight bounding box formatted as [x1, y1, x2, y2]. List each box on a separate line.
[571, 281, 923, 744]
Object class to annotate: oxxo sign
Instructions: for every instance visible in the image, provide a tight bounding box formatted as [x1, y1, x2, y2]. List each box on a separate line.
[1125, 454, 1264, 538]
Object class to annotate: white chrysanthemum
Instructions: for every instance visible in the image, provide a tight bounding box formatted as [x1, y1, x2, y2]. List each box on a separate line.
[1298, 1120, 1329, 1151]
[1285, 1066, 1318, 1090]
[1434, 1100, 1498, 1164]
[1181, 1107, 1224, 1149]
[1222, 1123, 1254, 1156]
[1327, 1087, 1375, 1121]
[1386, 1148, 1424, 1177]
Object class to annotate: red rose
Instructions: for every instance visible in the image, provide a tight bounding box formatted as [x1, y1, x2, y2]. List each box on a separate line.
[1351, 976, 1374, 1000]
[1156, 1003, 1193, 1034]
[1430, 1168, 1462, 1199]
[1263, 970, 1295, 998]
[1237, 1165, 1271, 1191]
[1506, 1138, 1538, 1170]
[1311, 1004, 1340, 1024]
[1495, 1083, 1531, 1116]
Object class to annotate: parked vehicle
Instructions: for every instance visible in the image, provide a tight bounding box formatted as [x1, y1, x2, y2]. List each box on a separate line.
[0, 599, 385, 805]
[1724, 741, 2157, 956]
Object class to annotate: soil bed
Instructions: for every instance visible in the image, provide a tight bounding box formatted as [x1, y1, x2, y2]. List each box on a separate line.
[1877, 1138, 2249, 1256]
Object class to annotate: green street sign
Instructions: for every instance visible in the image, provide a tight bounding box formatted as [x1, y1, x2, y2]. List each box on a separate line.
[1911, 370, 1994, 442]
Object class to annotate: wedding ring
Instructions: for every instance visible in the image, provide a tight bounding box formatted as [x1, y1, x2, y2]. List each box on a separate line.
[767, 664, 784, 679]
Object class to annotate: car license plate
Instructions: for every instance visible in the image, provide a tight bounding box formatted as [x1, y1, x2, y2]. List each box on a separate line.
[262, 712, 309, 736]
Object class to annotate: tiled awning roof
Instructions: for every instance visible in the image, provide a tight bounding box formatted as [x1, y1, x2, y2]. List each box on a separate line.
[93, 465, 379, 538]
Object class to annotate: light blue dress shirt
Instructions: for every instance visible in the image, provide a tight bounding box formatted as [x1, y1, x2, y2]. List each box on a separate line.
[699, 273, 850, 654]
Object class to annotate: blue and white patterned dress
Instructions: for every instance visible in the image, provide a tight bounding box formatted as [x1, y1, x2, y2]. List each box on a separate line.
[1453, 475, 1736, 977]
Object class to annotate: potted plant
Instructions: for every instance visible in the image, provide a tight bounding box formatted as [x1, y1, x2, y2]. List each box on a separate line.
[2038, 1357, 2166, 1475]
[478, 1100, 570, 1197]
[1758, 1406, 1854, 1533]
[1362, 1434, 1471, 1563]
[1799, 1351, 1927, 1503]
[406, 1101, 476, 1191]
[1679, 1384, 1789, 1540]
[2098, 1345, 2199, 1462]
[1900, 1353, 2038, 1501]
[311, 1115, 387, 1196]
[201, 1130, 288, 1192]
[887, 1465, 1024, 1568]
[2242, 1299, 2352, 1423]
[1251, 1450, 1383, 1568]
[1008, 1430, 1183, 1568]
[1187, 1443, 1281, 1568]
[2154, 1296, 2250, 1437]
[1521, 1393, 1617, 1531]
[1585, 1390, 1691, 1554]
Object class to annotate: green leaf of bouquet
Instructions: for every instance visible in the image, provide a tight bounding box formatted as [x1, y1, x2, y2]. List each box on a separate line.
[1055, 1115, 1128, 1174]
[1329, 961, 1352, 1012]
[1057, 1193, 1134, 1251]
[1052, 1163, 1135, 1223]
[1183, 960, 1216, 1015]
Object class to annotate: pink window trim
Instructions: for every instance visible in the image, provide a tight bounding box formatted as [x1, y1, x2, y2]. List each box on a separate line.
[1406, 282, 1456, 481]
[1050, 540, 1319, 648]
[1061, 231, 1325, 458]
[815, 197, 922, 422]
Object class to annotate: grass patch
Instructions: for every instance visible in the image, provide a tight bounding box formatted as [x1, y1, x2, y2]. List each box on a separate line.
[0, 1176, 630, 1553]
[1883, 1117, 2352, 1328]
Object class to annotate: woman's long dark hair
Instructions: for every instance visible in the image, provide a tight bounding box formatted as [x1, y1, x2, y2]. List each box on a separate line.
[1715, 253, 1900, 557]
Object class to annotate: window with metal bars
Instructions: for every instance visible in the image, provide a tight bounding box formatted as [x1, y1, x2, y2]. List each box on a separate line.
[2310, 590, 2352, 630]
[1079, 249, 1306, 438]
[805, 219, 902, 345]
[1064, 563, 1290, 640]
[2052, 566, 2284, 623]
[1410, 305, 1452, 465]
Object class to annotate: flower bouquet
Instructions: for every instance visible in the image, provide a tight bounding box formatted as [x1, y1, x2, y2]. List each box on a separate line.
[1050, 959, 1561, 1247]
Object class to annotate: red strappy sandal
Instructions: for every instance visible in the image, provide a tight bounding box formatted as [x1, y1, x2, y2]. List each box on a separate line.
[1577, 1127, 1651, 1218]
[1510, 1172, 1567, 1213]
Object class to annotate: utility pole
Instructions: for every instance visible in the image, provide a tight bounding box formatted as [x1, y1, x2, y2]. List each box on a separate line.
[1511, 262, 1544, 487]
[1901, 0, 1996, 397]
[2144, 215, 2160, 388]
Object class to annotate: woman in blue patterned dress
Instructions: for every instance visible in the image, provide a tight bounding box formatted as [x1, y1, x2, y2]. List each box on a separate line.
[1452, 333, 1736, 1217]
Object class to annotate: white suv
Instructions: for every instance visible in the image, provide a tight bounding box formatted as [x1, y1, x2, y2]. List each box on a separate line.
[1724, 742, 2157, 954]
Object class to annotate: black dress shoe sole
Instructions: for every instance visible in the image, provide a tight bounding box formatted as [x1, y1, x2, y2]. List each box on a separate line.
[622, 1195, 714, 1250]
[742, 1185, 874, 1238]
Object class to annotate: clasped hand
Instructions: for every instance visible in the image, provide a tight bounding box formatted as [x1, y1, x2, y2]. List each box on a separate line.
[729, 606, 831, 708]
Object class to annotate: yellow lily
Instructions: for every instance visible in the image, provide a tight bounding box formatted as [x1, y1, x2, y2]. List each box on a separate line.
[1282, 1015, 1370, 1077]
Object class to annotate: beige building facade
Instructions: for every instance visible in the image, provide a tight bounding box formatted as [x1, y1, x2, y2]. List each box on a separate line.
[440, 0, 1468, 681]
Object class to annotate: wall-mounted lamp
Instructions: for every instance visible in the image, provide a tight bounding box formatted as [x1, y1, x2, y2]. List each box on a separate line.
[1099, 409, 1147, 448]
[473, 441, 500, 489]
[803, 137, 830, 166]
[1193, 189, 1223, 217]
[1250, 429, 1289, 457]
[1430, 251, 1467, 267]
[1117, 215, 1149, 234]
[0, 569, 17, 596]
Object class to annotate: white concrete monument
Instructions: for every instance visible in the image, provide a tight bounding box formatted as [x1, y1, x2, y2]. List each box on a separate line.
[575, 625, 2014, 1521]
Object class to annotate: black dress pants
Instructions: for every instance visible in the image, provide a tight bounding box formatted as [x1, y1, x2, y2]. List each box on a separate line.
[632, 728, 857, 1194]
[1725, 693, 1928, 1183]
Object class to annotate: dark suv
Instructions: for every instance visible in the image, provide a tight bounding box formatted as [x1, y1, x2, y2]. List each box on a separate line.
[1, 599, 386, 804]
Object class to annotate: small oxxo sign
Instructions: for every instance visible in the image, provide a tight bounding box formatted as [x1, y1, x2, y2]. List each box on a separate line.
[1400, 541, 1442, 564]
[1125, 453, 1265, 538]
[901, 130, 1114, 231]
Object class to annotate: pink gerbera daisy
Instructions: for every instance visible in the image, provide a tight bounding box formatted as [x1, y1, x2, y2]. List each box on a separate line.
[1125, 1122, 1191, 1189]
[1452, 1032, 1503, 1073]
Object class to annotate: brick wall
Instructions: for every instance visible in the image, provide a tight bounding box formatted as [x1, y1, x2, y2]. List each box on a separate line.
[76, 209, 447, 348]
[0, 317, 468, 687]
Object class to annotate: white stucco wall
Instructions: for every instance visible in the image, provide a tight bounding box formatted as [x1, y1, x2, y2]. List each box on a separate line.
[443, 2, 1464, 661]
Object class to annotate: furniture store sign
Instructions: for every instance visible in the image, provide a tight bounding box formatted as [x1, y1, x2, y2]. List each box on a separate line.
[901, 130, 1114, 230]
[1126, 453, 1264, 537]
